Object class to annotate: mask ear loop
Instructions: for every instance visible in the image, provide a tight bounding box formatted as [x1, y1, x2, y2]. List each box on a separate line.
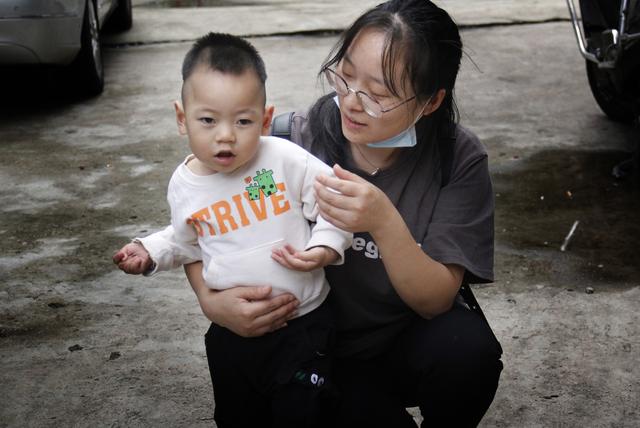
[412, 96, 432, 125]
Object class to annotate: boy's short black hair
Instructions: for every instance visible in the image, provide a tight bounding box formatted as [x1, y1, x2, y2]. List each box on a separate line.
[182, 32, 267, 86]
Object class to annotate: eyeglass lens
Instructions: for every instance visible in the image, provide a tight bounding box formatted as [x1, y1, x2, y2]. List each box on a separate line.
[325, 69, 381, 118]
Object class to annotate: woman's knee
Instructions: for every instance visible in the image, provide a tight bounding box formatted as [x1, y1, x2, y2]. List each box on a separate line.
[397, 308, 503, 425]
[400, 306, 503, 375]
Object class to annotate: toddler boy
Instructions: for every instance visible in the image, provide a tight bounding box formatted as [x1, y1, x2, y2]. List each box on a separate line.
[112, 32, 351, 427]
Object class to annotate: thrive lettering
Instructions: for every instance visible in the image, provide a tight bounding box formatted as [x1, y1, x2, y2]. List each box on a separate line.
[187, 182, 291, 237]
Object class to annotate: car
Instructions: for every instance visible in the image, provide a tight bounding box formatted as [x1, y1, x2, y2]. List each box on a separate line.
[0, 0, 132, 96]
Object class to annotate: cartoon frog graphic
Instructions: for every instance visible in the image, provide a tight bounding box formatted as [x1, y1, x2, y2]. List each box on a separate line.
[255, 168, 278, 197]
[246, 168, 279, 200]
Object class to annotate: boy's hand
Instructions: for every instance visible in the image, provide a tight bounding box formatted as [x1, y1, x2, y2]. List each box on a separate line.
[112, 242, 152, 274]
[271, 244, 339, 272]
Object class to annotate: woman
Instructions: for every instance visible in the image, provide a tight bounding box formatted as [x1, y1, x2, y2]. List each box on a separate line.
[188, 0, 502, 426]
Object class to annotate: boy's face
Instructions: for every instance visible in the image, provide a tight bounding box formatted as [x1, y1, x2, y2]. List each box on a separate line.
[175, 67, 273, 175]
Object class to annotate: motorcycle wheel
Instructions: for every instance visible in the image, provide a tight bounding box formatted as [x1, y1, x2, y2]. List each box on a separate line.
[585, 60, 636, 123]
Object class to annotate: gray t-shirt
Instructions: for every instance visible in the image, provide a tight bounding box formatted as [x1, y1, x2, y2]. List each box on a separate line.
[290, 111, 494, 359]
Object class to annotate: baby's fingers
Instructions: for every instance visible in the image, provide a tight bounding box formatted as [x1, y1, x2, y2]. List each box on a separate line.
[272, 248, 295, 270]
[274, 247, 317, 272]
[112, 250, 127, 264]
[289, 248, 319, 263]
[118, 257, 145, 274]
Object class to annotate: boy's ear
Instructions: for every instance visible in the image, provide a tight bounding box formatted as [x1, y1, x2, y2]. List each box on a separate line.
[174, 100, 188, 135]
[261, 105, 275, 136]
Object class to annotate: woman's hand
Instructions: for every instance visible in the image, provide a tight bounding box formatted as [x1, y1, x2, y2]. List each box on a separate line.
[316, 164, 461, 319]
[198, 286, 300, 337]
[184, 262, 299, 337]
[314, 164, 394, 234]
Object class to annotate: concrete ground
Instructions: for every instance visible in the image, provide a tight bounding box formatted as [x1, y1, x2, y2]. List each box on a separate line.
[1, 1, 639, 427]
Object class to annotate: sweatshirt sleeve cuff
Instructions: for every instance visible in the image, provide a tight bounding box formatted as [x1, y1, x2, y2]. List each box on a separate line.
[305, 230, 353, 265]
[133, 231, 201, 274]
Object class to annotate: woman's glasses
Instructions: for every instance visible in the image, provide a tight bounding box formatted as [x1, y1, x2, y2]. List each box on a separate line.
[323, 68, 416, 119]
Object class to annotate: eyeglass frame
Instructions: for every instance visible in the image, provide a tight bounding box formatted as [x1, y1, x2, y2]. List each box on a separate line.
[323, 67, 417, 118]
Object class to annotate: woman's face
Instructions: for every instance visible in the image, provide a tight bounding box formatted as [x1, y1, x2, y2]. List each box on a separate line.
[336, 28, 425, 146]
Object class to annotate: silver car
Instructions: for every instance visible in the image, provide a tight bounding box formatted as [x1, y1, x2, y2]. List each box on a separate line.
[0, 0, 132, 96]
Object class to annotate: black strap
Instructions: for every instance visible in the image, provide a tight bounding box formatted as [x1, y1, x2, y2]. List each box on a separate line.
[459, 283, 487, 320]
[460, 283, 502, 352]
[271, 111, 295, 140]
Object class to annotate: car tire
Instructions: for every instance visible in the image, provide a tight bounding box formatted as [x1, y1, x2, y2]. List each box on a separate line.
[106, 0, 133, 32]
[70, 0, 104, 97]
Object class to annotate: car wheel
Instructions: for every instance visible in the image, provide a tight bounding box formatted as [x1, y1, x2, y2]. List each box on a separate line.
[70, 0, 104, 97]
[106, 0, 133, 32]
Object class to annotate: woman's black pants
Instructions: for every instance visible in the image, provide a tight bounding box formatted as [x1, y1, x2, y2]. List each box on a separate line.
[333, 305, 503, 428]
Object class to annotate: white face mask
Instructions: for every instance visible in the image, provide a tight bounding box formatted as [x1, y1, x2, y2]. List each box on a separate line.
[333, 95, 428, 149]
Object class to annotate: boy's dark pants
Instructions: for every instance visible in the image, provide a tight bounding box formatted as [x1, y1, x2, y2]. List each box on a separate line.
[204, 300, 335, 428]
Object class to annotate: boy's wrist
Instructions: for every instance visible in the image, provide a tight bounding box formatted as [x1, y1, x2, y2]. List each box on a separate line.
[319, 246, 339, 266]
[143, 261, 157, 276]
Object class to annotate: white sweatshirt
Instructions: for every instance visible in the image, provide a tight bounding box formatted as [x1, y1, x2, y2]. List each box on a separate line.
[138, 136, 352, 316]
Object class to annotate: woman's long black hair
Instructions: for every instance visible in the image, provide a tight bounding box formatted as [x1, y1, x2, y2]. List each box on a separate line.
[307, 0, 462, 168]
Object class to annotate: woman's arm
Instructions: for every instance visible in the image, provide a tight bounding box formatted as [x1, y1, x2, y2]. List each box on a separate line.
[368, 203, 464, 317]
[314, 165, 462, 319]
[184, 262, 300, 337]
